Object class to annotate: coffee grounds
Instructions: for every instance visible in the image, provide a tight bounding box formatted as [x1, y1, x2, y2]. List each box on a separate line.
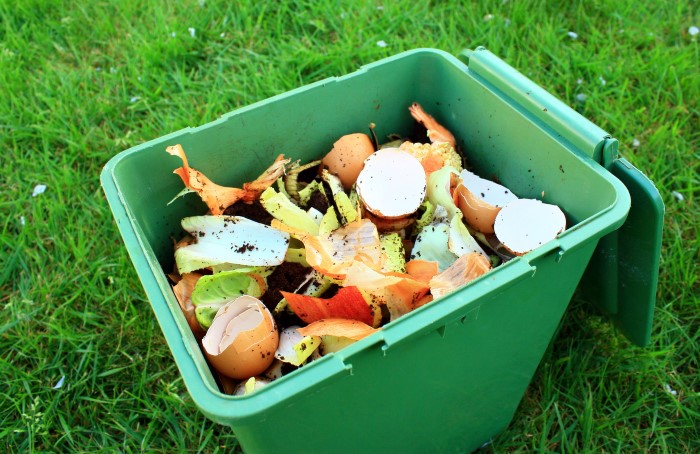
[297, 163, 321, 184]
[223, 200, 273, 225]
[304, 188, 329, 214]
[260, 262, 309, 312]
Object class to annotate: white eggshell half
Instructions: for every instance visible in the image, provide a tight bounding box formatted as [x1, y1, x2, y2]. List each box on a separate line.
[355, 148, 427, 219]
[321, 133, 375, 190]
[261, 359, 286, 380]
[494, 199, 567, 256]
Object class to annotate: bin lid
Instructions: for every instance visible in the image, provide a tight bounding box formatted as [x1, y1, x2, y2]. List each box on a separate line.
[460, 48, 665, 347]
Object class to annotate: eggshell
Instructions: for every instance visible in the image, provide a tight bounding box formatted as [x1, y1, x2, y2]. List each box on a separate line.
[494, 199, 567, 256]
[201, 295, 279, 380]
[233, 377, 271, 396]
[355, 148, 427, 219]
[459, 170, 517, 208]
[454, 183, 502, 234]
[454, 170, 518, 234]
[361, 207, 417, 233]
[274, 326, 321, 366]
[321, 133, 375, 190]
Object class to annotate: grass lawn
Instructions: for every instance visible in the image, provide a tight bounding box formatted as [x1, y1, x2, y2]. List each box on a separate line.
[1, 0, 698, 452]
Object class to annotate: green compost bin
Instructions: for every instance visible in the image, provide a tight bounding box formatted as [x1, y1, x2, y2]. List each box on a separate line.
[101, 48, 664, 453]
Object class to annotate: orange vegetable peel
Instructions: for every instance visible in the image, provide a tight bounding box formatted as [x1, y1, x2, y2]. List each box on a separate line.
[282, 286, 375, 326]
[409, 102, 456, 147]
[297, 318, 378, 341]
[166, 144, 289, 215]
[429, 252, 491, 299]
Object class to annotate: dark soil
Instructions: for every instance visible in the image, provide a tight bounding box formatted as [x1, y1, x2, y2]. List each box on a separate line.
[320, 283, 340, 299]
[305, 188, 329, 213]
[260, 261, 309, 310]
[297, 163, 321, 184]
[223, 199, 273, 225]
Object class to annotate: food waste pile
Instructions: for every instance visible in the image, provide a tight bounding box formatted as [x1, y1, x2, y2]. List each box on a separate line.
[165, 103, 566, 395]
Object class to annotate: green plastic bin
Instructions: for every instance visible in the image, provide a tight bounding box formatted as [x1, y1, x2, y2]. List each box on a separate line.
[101, 47, 664, 453]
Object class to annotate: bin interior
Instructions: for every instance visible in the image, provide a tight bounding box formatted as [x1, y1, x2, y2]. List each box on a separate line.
[103, 49, 628, 452]
[113, 50, 617, 269]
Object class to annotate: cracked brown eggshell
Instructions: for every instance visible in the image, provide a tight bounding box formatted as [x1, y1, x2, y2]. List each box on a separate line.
[361, 206, 417, 233]
[201, 295, 279, 380]
[355, 148, 427, 219]
[454, 183, 501, 234]
[321, 133, 375, 190]
[455, 170, 518, 234]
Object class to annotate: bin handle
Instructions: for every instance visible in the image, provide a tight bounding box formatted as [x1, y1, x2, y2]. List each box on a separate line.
[457, 47, 609, 163]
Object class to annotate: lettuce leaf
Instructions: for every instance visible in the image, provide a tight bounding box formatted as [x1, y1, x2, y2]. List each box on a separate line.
[448, 214, 488, 258]
[319, 208, 340, 234]
[298, 180, 325, 206]
[192, 268, 266, 329]
[259, 187, 320, 235]
[321, 169, 357, 225]
[413, 200, 436, 232]
[175, 215, 290, 274]
[380, 233, 406, 273]
[410, 223, 458, 271]
[426, 166, 461, 220]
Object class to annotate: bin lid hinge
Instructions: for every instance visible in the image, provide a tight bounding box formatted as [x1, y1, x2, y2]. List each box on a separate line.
[601, 137, 620, 169]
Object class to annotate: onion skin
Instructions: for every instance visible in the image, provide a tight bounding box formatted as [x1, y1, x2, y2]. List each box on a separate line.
[171, 273, 206, 340]
[297, 318, 378, 341]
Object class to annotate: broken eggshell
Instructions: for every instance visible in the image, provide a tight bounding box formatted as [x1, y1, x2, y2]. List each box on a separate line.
[275, 326, 321, 366]
[261, 359, 287, 381]
[355, 148, 427, 219]
[321, 133, 375, 190]
[454, 170, 518, 234]
[494, 198, 567, 256]
[201, 295, 279, 380]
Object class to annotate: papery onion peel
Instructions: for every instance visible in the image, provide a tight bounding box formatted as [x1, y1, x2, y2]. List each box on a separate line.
[429, 252, 491, 299]
[166, 144, 289, 215]
[297, 318, 378, 341]
[273, 218, 383, 280]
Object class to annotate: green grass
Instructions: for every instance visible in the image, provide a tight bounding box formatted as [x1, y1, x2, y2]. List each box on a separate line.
[1, 0, 697, 452]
